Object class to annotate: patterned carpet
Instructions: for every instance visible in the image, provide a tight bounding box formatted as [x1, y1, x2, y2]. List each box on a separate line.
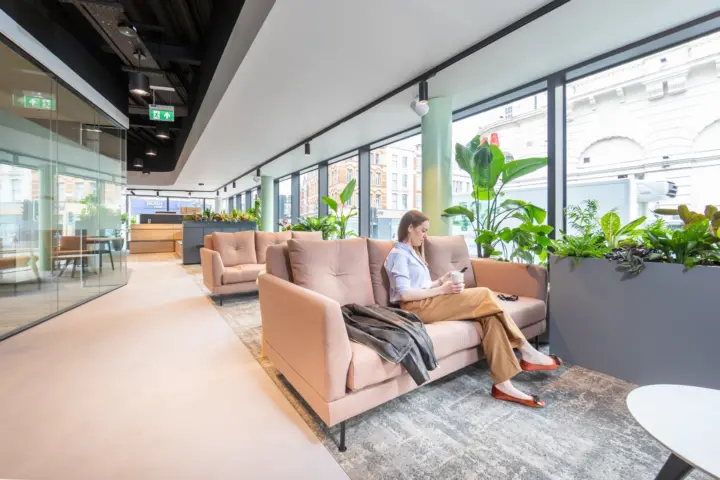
[183, 265, 712, 480]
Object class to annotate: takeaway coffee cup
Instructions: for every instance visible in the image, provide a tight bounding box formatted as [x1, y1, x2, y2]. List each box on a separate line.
[451, 271, 464, 284]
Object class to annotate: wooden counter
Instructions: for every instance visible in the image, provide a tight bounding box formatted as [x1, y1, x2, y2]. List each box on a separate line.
[129, 224, 183, 254]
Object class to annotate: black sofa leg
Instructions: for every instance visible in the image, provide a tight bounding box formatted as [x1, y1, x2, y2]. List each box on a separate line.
[218, 297, 223, 306]
[533, 335, 540, 349]
[338, 421, 347, 452]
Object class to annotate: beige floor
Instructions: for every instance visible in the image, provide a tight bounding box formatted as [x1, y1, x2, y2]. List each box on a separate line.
[0, 255, 348, 479]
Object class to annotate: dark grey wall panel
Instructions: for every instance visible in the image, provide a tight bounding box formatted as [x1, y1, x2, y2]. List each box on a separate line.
[183, 221, 256, 264]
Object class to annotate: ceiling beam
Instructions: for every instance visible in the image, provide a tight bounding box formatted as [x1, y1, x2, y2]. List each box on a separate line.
[143, 41, 202, 65]
[128, 104, 188, 116]
[58, 0, 123, 9]
[121, 66, 168, 76]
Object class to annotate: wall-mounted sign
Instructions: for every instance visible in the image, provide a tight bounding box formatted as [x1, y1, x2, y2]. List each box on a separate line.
[13, 91, 56, 111]
[149, 104, 175, 122]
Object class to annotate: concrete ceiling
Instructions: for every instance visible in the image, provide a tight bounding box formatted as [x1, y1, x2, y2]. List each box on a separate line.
[129, 0, 720, 194]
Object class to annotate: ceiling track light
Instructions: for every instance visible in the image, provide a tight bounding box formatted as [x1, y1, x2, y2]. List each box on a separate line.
[304, 142, 311, 156]
[224, 185, 227, 192]
[129, 71, 150, 96]
[253, 168, 261, 183]
[216, 190, 219, 196]
[145, 146, 157, 156]
[156, 191, 160, 196]
[130, 190, 136, 196]
[132, 158, 143, 169]
[188, 191, 191, 196]
[419, 80, 429, 104]
[232, 181, 236, 188]
[156, 126, 170, 139]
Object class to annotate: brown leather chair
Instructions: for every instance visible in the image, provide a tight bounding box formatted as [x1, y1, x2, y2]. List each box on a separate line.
[55, 236, 92, 278]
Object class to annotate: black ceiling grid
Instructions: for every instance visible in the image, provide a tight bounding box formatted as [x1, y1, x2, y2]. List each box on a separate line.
[2, 0, 246, 174]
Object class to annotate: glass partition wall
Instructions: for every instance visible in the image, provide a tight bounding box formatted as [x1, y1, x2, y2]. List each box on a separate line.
[0, 39, 128, 339]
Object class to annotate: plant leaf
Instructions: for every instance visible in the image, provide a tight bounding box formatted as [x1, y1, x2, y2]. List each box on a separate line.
[442, 205, 475, 223]
[321, 196, 338, 212]
[339, 179, 356, 205]
[601, 211, 621, 242]
[501, 157, 548, 183]
[616, 216, 646, 237]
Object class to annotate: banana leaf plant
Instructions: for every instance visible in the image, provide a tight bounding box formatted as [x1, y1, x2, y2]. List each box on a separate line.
[442, 137, 548, 258]
[322, 179, 357, 239]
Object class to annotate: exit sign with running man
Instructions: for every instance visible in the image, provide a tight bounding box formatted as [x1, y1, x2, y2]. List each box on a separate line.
[149, 104, 175, 122]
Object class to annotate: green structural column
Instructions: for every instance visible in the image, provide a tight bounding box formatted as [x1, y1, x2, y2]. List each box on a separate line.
[421, 97, 453, 236]
[260, 175, 274, 232]
[38, 166, 55, 272]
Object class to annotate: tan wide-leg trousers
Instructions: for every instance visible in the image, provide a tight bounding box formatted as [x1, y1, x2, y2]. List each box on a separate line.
[401, 287, 526, 384]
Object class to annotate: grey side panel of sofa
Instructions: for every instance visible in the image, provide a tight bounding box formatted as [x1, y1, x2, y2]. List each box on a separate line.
[182, 221, 256, 264]
[548, 256, 718, 389]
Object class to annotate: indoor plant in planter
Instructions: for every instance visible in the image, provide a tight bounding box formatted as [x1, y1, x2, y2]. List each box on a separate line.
[548, 201, 720, 389]
[181, 207, 258, 265]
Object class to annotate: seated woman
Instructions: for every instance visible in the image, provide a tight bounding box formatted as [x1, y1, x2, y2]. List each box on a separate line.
[385, 210, 561, 408]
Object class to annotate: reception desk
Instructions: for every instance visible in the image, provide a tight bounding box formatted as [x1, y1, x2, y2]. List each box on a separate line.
[129, 224, 183, 254]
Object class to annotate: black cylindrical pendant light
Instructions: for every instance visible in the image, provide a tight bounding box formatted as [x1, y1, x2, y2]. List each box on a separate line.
[304, 142, 311, 156]
[156, 126, 170, 139]
[129, 71, 150, 96]
[133, 158, 143, 169]
[419, 80, 429, 104]
[145, 146, 157, 156]
[224, 185, 227, 192]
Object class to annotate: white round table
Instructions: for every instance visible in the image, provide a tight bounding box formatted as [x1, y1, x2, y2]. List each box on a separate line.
[627, 385, 720, 480]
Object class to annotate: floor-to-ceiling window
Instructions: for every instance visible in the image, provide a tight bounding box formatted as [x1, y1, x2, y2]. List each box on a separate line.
[128, 196, 168, 221]
[370, 134, 421, 240]
[169, 196, 203, 214]
[0, 39, 127, 338]
[452, 92, 549, 259]
[328, 156, 359, 237]
[299, 168, 319, 218]
[566, 31, 720, 233]
[277, 177, 292, 230]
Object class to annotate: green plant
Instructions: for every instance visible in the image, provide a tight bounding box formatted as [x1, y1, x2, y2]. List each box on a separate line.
[644, 219, 719, 269]
[322, 179, 357, 239]
[566, 199, 601, 236]
[552, 232, 610, 265]
[442, 137, 548, 258]
[250, 196, 262, 230]
[654, 204, 720, 235]
[496, 202, 554, 265]
[600, 211, 646, 249]
[291, 215, 337, 240]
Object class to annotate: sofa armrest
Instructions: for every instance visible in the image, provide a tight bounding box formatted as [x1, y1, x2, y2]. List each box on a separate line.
[200, 248, 224, 290]
[471, 258, 548, 301]
[258, 273, 351, 402]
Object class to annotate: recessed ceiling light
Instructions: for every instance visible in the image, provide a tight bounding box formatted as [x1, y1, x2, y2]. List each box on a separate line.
[117, 21, 138, 38]
[145, 146, 157, 156]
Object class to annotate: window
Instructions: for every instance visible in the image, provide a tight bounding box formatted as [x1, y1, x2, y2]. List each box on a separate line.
[415, 193, 421, 209]
[346, 167, 352, 182]
[375, 172, 381, 186]
[277, 178, 292, 230]
[11, 178, 21, 201]
[370, 134, 421, 240]
[328, 157, 359, 236]
[375, 153, 381, 164]
[169, 197, 203, 214]
[300, 169, 318, 217]
[566, 30, 720, 233]
[76, 183, 85, 201]
[452, 92, 548, 257]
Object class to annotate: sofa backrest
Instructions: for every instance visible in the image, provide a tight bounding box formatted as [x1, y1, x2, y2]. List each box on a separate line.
[367, 239, 394, 306]
[424, 235, 476, 288]
[204, 234, 214, 250]
[212, 231, 257, 267]
[286, 238, 375, 307]
[255, 231, 291, 264]
[266, 244, 292, 282]
[291, 231, 323, 241]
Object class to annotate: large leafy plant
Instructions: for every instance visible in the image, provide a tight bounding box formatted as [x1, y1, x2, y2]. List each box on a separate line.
[322, 179, 357, 239]
[600, 211, 646, 249]
[291, 215, 337, 240]
[442, 137, 548, 258]
[498, 201, 554, 265]
[654, 204, 720, 236]
[644, 219, 719, 269]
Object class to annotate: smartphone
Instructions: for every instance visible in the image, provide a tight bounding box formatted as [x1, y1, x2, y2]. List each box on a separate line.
[459, 266, 469, 273]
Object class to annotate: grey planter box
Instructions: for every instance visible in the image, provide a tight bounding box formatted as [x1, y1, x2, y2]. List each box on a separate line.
[182, 221, 256, 265]
[549, 256, 719, 389]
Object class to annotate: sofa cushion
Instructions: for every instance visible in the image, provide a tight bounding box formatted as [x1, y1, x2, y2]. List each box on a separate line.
[287, 238, 374, 307]
[222, 264, 265, 284]
[500, 295, 546, 329]
[424, 236, 476, 287]
[204, 234, 214, 250]
[255, 231, 292, 264]
[291, 231, 323, 241]
[212, 231, 257, 267]
[347, 320, 481, 391]
[367, 239, 394, 307]
[265, 244, 293, 282]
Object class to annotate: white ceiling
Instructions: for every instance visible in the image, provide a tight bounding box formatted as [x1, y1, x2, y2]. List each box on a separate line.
[129, 0, 720, 195]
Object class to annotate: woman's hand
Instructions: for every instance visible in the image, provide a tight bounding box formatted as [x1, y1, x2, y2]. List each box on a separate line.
[438, 271, 454, 284]
[440, 280, 465, 295]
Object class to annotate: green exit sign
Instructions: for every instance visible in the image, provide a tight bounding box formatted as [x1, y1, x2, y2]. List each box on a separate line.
[149, 104, 175, 122]
[13, 91, 55, 111]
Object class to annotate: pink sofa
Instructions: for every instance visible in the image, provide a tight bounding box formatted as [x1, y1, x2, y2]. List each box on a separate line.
[200, 230, 322, 303]
[258, 235, 548, 450]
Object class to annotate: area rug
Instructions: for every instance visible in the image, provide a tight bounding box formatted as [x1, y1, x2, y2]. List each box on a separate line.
[183, 266, 710, 480]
